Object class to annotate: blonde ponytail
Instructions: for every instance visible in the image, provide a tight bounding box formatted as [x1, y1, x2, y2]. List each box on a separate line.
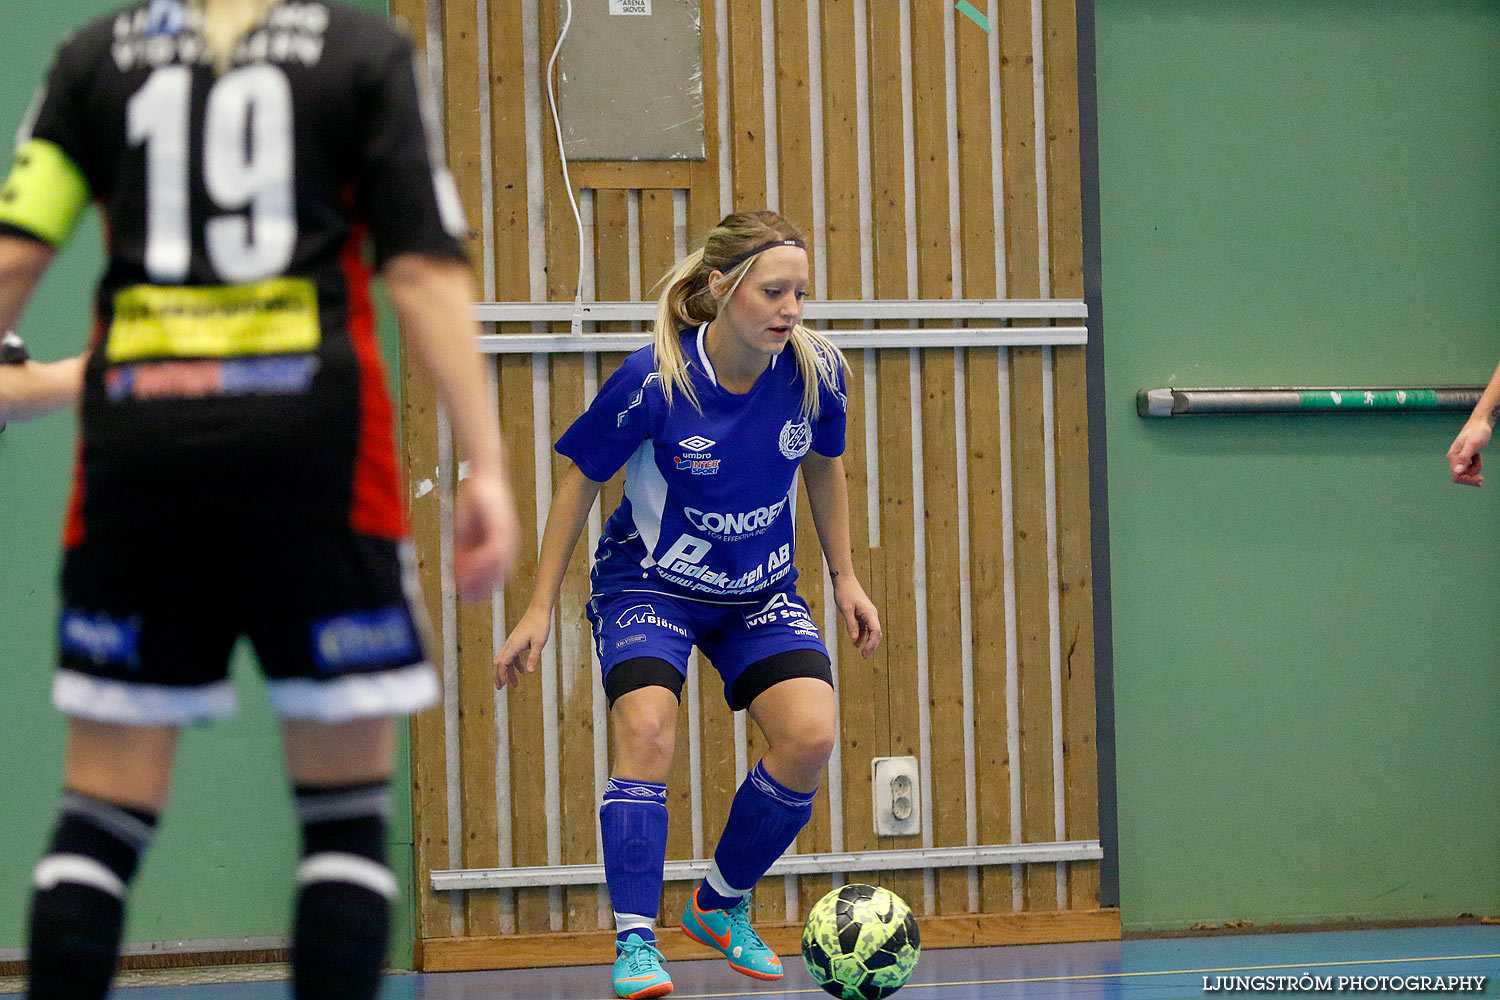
[647, 210, 849, 418]
[787, 322, 849, 422]
[648, 247, 715, 412]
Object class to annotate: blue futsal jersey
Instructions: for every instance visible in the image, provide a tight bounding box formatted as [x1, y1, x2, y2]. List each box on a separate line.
[556, 325, 847, 603]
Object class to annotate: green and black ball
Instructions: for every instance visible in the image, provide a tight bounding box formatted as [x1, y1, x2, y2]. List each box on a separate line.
[801, 884, 921, 999]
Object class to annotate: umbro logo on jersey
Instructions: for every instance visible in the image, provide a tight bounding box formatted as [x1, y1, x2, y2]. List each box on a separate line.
[674, 435, 720, 474]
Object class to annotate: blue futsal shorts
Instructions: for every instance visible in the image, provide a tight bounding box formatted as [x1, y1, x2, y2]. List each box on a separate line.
[587, 586, 831, 710]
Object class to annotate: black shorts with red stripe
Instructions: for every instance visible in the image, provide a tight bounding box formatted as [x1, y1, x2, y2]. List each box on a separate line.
[55, 524, 436, 726]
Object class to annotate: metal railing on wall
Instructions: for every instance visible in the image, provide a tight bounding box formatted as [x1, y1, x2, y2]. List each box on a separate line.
[1138, 386, 1483, 417]
[429, 298, 1101, 909]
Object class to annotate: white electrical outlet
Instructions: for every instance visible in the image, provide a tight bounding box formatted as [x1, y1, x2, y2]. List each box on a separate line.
[871, 756, 921, 837]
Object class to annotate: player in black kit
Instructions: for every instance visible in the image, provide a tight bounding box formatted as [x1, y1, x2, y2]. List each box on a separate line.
[0, 2, 519, 997]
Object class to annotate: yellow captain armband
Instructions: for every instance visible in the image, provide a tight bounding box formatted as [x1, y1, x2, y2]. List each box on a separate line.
[0, 139, 90, 247]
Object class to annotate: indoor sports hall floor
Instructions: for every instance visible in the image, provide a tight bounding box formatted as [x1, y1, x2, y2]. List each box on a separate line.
[5, 925, 1497, 998]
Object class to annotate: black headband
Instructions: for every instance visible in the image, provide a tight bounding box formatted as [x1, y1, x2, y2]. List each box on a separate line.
[719, 238, 806, 274]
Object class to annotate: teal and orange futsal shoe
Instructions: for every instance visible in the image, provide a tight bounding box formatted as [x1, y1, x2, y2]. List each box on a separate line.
[612, 936, 673, 999]
[680, 890, 784, 980]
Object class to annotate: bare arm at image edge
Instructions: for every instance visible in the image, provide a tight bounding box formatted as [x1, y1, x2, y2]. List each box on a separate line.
[1447, 359, 1500, 486]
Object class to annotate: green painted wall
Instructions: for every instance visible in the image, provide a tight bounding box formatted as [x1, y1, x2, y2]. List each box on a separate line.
[0, 0, 418, 967]
[1096, 0, 1500, 930]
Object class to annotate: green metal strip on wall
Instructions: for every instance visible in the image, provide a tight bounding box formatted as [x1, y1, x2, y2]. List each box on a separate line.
[1138, 387, 1481, 417]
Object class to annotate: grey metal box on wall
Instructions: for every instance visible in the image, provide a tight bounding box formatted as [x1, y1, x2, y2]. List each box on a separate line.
[555, 0, 705, 161]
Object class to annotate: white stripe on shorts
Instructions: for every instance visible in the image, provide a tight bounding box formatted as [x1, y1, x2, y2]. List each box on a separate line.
[33, 854, 126, 898]
[52, 670, 236, 725]
[296, 852, 398, 899]
[267, 663, 438, 722]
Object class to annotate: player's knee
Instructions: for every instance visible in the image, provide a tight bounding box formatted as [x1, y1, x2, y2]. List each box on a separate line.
[618, 729, 675, 776]
[781, 725, 836, 771]
[614, 711, 676, 774]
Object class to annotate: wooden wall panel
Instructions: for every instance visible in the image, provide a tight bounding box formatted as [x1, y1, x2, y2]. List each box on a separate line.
[1041, 0, 1102, 914]
[400, 0, 1106, 965]
[485, 0, 532, 942]
[955, 0, 1016, 914]
[816, 1, 876, 918]
[996, 0, 1059, 915]
[436, 0, 508, 939]
[910, 1, 968, 918]
[864, 1, 923, 915]
[726, 0, 766, 208]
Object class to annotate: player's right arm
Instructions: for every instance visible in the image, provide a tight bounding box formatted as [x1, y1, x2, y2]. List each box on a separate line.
[0, 44, 93, 426]
[493, 462, 603, 689]
[0, 355, 84, 425]
[1448, 359, 1500, 486]
[0, 235, 79, 423]
[385, 253, 520, 598]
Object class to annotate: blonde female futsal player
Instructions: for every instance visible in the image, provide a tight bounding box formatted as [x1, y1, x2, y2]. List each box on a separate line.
[494, 210, 882, 999]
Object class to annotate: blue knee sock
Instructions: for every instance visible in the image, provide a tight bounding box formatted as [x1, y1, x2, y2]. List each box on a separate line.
[696, 761, 815, 912]
[600, 777, 668, 945]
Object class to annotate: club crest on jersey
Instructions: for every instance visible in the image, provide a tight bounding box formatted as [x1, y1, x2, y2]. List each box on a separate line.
[778, 419, 812, 460]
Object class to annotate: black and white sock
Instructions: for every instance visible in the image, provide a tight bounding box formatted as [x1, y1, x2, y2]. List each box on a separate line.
[27, 791, 158, 1000]
[291, 781, 396, 1000]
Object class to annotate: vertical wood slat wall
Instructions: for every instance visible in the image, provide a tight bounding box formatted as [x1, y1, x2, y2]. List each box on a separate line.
[390, 0, 1110, 969]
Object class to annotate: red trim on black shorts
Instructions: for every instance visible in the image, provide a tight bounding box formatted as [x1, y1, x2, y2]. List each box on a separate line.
[62, 315, 107, 550]
[339, 219, 405, 540]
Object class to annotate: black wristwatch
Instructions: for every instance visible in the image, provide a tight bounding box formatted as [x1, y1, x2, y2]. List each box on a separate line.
[0, 331, 27, 434]
[0, 331, 29, 366]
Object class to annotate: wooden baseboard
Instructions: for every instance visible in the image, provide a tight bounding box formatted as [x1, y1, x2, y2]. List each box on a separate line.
[0, 949, 288, 978]
[417, 908, 1121, 972]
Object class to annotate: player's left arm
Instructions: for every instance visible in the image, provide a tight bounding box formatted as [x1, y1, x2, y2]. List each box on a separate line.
[801, 450, 882, 657]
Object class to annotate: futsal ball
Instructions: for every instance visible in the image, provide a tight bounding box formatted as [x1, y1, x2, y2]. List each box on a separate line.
[801, 883, 921, 999]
